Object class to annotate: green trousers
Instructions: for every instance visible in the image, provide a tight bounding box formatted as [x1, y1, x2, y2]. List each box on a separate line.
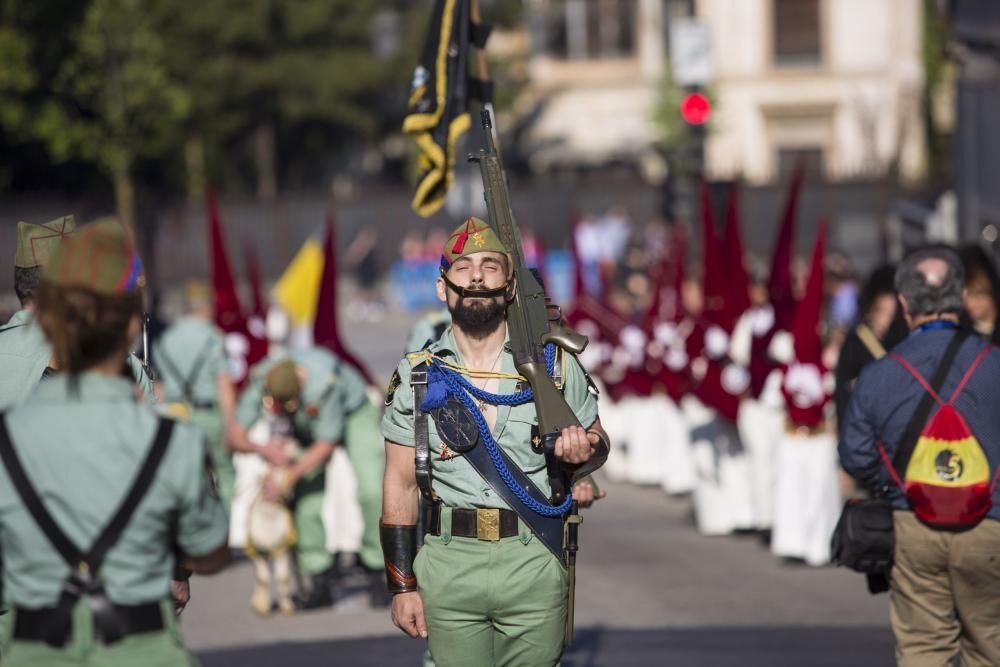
[5, 600, 198, 666]
[414, 515, 567, 667]
[189, 408, 234, 511]
[294, 472, 332, 577]
[344, 400, 386, 571]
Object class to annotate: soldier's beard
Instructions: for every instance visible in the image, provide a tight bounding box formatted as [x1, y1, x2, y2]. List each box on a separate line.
[449, 296, 507, 339]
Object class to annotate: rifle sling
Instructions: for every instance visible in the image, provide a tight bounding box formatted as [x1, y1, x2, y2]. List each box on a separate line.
[410, 362, 564, 562]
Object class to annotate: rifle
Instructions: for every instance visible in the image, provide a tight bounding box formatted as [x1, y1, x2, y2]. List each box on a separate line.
[470, 109, 607, 647]
[141, 312, 157, 383]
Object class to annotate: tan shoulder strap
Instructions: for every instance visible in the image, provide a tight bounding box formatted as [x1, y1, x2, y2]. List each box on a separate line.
[856, 324, 887, 360]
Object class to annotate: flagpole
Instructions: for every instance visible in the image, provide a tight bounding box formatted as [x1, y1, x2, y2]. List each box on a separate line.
[469, 0, 498, 146]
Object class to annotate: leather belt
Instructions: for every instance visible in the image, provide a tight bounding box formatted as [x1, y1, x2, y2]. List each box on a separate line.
[13, 601, 164, 643]
[190, 400, 217, 410]
[426, 504, 520, 541]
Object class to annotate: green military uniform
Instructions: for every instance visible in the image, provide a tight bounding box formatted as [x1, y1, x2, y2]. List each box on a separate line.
[154, 315, 233, 506]
[236, 349, 346, 579]
[0, 217, 77, 410]
[291, 347, 386, 573]
[382, 326, 598, 667]
[0, 309, 51, 411]
[0, 217, 229, 665]
[405, 309, 452, 353]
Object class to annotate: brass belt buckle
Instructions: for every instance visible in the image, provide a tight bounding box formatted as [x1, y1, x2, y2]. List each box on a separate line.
[476, 508, 501, 541]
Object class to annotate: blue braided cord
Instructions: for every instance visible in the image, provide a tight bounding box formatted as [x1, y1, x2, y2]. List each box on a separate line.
[449, 343, 557, 406]
[434, 346, 572, 517]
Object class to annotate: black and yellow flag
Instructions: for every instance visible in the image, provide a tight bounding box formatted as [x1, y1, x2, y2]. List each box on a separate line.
[404, 0, 490, 218]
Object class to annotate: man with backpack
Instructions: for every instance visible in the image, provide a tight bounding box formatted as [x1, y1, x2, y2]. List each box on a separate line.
[840, 246, 1000, 666]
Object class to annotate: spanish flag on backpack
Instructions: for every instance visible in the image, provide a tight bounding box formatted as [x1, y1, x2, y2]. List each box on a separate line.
[887, 346, 1000, 527]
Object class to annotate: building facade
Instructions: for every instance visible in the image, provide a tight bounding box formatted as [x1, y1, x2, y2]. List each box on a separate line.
[521, 0, 926, 185]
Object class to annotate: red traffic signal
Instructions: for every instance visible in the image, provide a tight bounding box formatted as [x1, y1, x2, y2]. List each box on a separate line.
[680, 92, 711, 125]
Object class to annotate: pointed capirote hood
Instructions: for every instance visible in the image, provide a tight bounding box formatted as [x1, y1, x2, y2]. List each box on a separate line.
[768, 164, 805, 331]
[313, 210, 375, 385]
[723, 182, 752, 323]
[791, 219, 826, 366]
[700, 180, 730, 331]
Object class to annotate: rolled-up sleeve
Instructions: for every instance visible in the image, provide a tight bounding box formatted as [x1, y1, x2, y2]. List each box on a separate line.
[381, 358, 415, 447]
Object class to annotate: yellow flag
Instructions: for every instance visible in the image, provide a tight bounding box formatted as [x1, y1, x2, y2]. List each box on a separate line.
[272, 238, 324, 325]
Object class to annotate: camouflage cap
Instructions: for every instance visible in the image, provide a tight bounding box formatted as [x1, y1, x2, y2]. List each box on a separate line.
[14, 215, 76, 268]
[265, 360, 302, 404]
[440, 217, 511, 275]
[41, 217, 145, 294]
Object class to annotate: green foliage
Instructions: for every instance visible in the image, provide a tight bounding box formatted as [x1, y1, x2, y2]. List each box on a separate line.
[31, 0, 189, 178]
[0, 25, 33, 129]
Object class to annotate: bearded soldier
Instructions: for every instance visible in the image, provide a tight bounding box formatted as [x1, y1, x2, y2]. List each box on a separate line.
[380, 217, 608, 667]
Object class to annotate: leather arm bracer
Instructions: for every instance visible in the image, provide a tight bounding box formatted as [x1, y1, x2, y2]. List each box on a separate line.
[379, 521, 418, 594]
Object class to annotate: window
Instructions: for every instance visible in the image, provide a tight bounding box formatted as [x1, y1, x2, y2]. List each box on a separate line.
[773, 0, 821, 66]
[540, 0, 636, 60]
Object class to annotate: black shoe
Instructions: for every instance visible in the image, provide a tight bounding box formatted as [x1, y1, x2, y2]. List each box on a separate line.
[297, 571, 335, 610]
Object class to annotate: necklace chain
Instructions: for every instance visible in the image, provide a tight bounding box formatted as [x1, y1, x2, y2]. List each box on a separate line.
[474, 346, 504, 412]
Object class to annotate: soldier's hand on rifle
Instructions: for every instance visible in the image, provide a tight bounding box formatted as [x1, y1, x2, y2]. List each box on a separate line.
[391, 591, 428, 639]
[260, 437, 291, 466]
[572, 478, 607, 508]
[554, 425, 596, 465]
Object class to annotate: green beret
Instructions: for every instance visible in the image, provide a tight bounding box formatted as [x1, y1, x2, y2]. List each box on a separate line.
[440, 217, 511, 274]
[42, 217, 145, 294]
[15, 215, 76, 268]
[265, 360, 302, 403]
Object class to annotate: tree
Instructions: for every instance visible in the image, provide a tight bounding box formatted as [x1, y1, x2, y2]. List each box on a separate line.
[30, 0, 189, 227]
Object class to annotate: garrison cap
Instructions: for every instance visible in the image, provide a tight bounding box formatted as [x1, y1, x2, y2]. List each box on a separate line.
[184, 279, 213, 308]
[41, 217, 145, 294]
[14, 216, 76, 268]
[265, 360, 302, 403]
[440, 217, 511, 275]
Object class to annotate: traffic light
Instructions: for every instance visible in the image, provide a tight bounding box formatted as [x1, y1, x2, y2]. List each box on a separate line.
[680, 91, 711, 126]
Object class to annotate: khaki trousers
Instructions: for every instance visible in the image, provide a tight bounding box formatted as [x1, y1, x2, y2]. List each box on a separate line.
[414, 510, 567, 667]
[891, 511, 1000, 666]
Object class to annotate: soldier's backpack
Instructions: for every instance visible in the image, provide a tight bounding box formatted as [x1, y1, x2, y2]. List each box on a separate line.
[886, 342, 1000, 527]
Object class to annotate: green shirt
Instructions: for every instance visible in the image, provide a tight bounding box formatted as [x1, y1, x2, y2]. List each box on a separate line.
[236, 347, 347, 445]
[381, 326, 598, 510]
[0, 309, 50, 410]
[0, 373, 228, 607]
[153, 316, 227, 405]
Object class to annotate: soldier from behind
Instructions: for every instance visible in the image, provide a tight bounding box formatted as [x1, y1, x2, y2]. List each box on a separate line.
[0, 216, 76, 410]
[0, 218, 229, 666]
[381, 218, 607, 667]
[154, 280, 238, 507]
[232, 350, 348, 609]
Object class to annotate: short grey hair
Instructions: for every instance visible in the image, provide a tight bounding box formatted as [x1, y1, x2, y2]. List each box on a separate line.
[894, 245, 965, 319]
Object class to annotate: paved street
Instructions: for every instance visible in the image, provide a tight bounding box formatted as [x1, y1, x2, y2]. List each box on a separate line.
[185, 483, 893, 666]
[181, 307, 894, 666]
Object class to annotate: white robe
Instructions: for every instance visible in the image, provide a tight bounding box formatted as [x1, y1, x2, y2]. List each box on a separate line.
[660, 395, 696, 495]
[770, 430, 842, 566]
[598, 379, 632, 483]
[625, 395, 670, 485]
[684, 396, 755, 536]
[737, 371, 786, 530]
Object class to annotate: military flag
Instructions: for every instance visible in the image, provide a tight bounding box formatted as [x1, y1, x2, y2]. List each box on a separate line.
[403, 0, 492, 217]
